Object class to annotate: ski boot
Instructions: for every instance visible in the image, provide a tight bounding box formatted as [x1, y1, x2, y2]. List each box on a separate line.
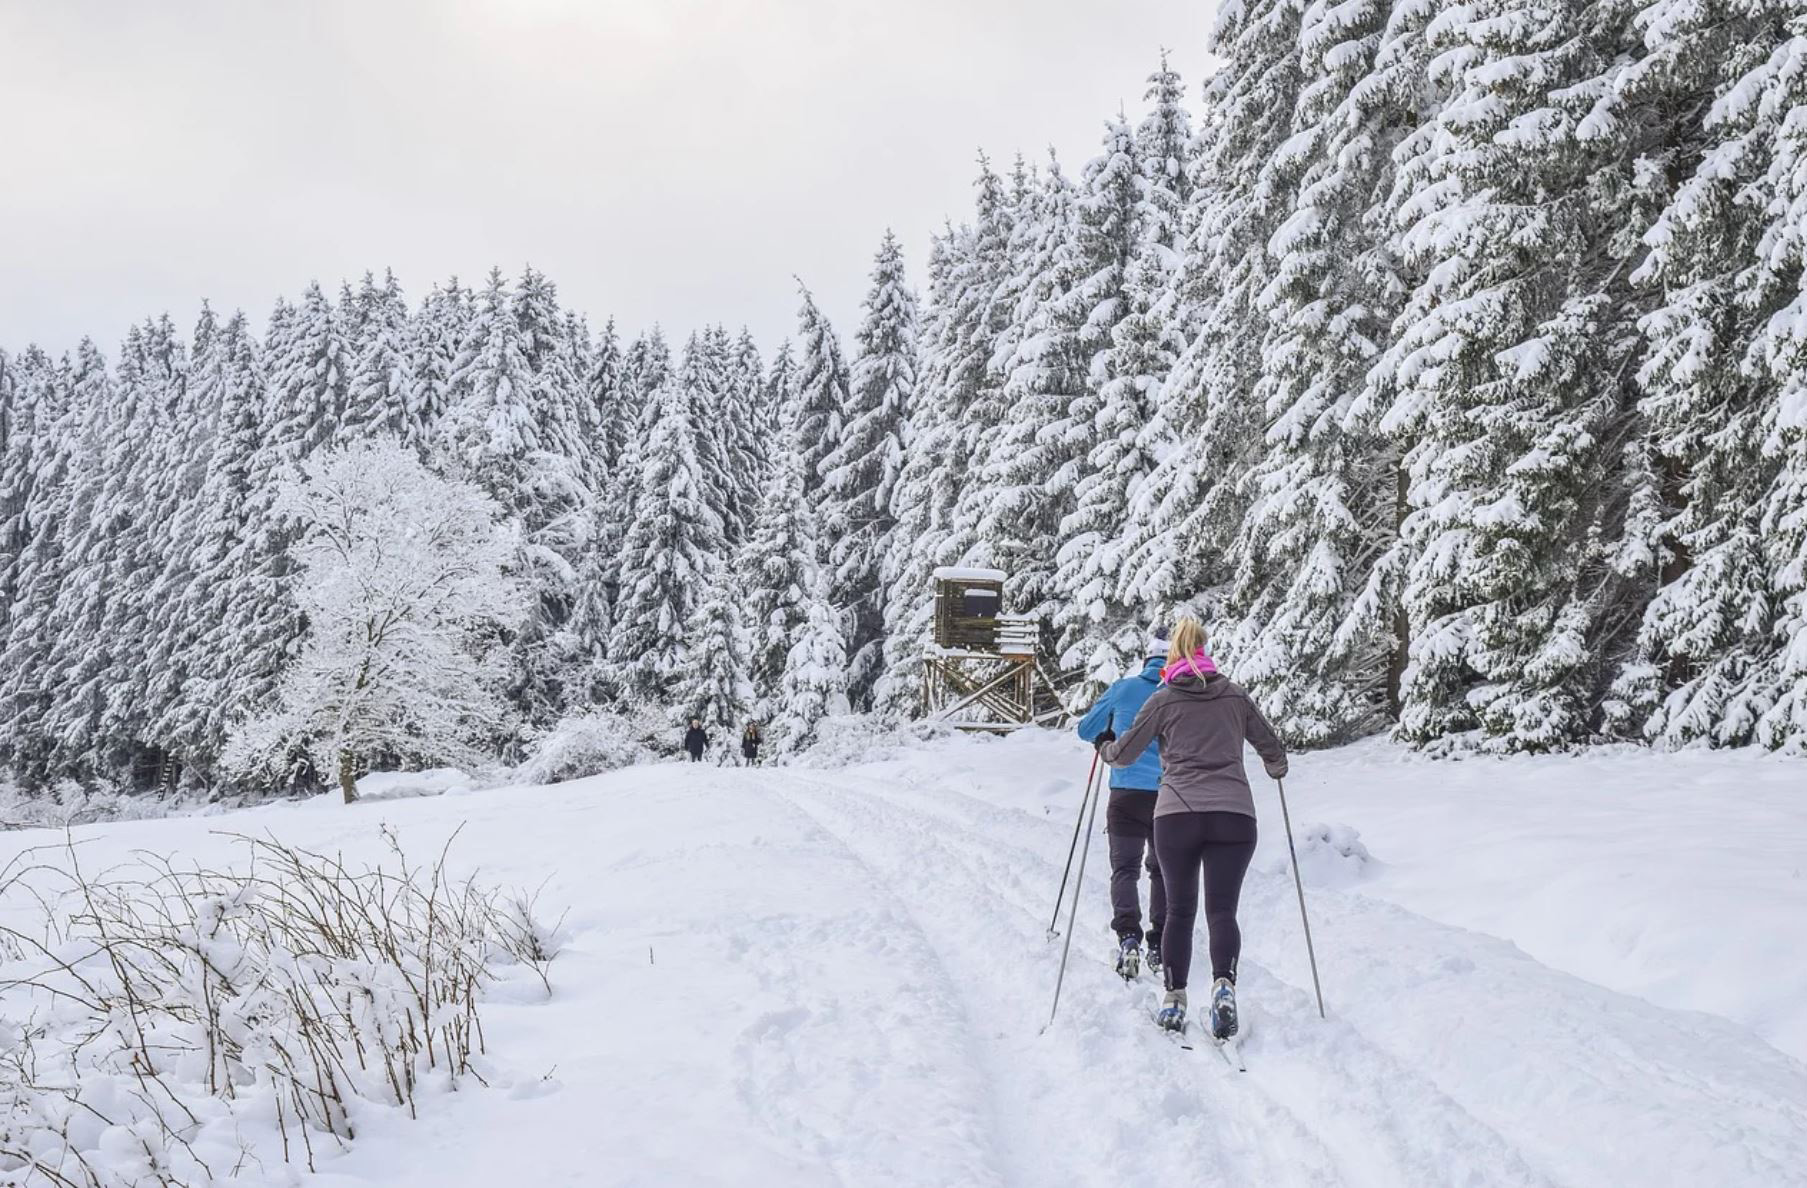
[1156, 987, 1187, 1032]
[1115, 934, 1141, 981]
[1209, 977, 1238, 1040]
[1145, 939, 1163, 977]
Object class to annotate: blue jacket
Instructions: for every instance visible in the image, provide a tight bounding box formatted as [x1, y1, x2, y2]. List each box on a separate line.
[1076, 656, 1164, 791]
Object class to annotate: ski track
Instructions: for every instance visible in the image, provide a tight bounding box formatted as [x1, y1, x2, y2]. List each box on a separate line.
[772, 763, 1807, 1188]
[774, 769, 1548, 1188]
[719, 793, 1010, 1187]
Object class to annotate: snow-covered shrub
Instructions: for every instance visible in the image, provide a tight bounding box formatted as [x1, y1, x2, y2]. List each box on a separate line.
[0, 833, 559, 1185]
[0, 780, 258, 832]
[789, 715, 955, 769]
[517, 710, 657, 784]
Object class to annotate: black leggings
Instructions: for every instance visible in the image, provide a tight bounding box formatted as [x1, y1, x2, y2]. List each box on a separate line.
[1154, 811, 1257, 991]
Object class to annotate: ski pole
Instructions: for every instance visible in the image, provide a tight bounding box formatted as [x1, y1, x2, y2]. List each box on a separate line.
[1046, 751, 1106, 1030]
[1276, 777, 1327, 1019]
[1047, 750, 1101, 937]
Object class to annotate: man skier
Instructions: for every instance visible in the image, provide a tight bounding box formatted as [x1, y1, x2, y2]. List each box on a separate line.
[1075, 625, 1170, 980]
[683, 718, 708, 762]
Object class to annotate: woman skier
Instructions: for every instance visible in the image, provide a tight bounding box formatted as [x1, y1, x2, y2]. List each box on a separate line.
[1095, 617, 1288, 1040]
[1075, 625, 1171, 980]
[741, 721, 763, 766]
[683, 718, 708, 762]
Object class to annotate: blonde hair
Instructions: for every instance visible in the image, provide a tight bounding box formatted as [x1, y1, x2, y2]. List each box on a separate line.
[1167, 617, 1206, 667]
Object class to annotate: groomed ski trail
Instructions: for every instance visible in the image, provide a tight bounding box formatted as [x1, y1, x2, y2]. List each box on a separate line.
[766, 763, 1807, 1188]
[770, 769, 1550, 1188]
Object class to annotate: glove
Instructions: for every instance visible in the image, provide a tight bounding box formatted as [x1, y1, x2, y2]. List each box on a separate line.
[1093, 729, 1117, 753]
[1264, 758, 1289, 780]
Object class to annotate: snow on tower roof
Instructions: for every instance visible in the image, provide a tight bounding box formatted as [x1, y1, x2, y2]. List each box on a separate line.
[931, 566, 1007, 583]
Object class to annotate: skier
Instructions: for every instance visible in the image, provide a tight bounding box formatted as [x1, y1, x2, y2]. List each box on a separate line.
[741, 721, 763, 766]
[1075, 625, 1171, 981]
[683, 718, 708, 762]
[1095, 617, 1288, 1041]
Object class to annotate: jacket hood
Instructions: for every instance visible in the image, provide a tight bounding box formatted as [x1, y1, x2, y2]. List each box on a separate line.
[1166, 672, 1230, 699]
[1138, 655, 1165, 680]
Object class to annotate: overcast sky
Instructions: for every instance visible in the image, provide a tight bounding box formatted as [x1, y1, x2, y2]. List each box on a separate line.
[2, 0, 1216, 359]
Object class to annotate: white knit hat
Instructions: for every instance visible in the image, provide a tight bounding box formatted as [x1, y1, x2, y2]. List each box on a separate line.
[1147, 623, 1170, 657]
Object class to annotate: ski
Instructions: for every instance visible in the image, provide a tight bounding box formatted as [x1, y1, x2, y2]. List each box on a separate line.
[1215, 1036, 1246, 1072]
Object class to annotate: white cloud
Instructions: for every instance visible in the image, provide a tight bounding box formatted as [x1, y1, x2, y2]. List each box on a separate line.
[0, 0, 1215, 354]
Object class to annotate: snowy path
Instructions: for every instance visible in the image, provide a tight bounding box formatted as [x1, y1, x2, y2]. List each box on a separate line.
[6, 735, 1805, 1187]
[771, 762, 1807, 1186]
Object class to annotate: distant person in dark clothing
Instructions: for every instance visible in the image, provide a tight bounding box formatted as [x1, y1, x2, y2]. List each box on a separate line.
[741, 722, 763, 766]
[683, 719, 708, 762]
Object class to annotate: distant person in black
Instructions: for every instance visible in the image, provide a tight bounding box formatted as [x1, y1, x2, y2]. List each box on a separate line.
[741, 722, 763, 765]
[684, 719, 708, 762]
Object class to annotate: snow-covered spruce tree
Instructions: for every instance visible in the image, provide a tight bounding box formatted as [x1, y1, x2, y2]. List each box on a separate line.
[792, 283, 852, 497]
[674, 564, 753, 733]
[443, 268, 589, 732]
[772, 565, 851, 755]
[149, 311, 270, 780]
[1089, 59, 1194, 634]
[824, 230, 918, 707]
[141, 306, 239, 779]
[740, 428, 819, 709]
[587, 317, 630, 474]
[969, 155, 1086, 624]
[513, 266, 594, 481]
[730, 327, 771, 480]
[0, 346, 54, 655]
[563, 309, 604, 490]
[342, 270, 417, 441]
[1370, 0, 1653, 750]
[938, 157, 1022, 571]
[265, 281, 348, 461]
[714, 325, 768, 545]
[608, 379, 724, 703]
[679, 329, 740, 546]
[1051, 114, 1151, 689]
[1750, 29, 1807, 750]
[1119, 0, 1309, 637]
[567, 316, 628, 698]
[873, 232, 965, 715]
[92, 315, 194, 787]
[223, 439, 520, 802]
[760, 338, 797, 447]
[0, 349, 77, 784]
[411, 278, 472, 448]
[32, 341, 120, 781]
[1214, 0, 1414, 745]
[1606, 7, 1806, 748]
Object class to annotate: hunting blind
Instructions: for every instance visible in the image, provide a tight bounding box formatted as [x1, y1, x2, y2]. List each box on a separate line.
[923, 568, 1067, 732]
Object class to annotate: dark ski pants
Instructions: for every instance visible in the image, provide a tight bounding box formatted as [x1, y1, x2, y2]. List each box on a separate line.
[1106, 788, 1164, 946]
[687, 752, 703, 763]
[1154, 810, 1257, 991]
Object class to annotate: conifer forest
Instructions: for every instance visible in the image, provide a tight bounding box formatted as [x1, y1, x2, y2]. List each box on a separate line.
[4, 3, 1807, 799]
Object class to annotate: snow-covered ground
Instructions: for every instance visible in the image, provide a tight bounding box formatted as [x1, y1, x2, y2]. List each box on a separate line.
[3, 730, 1804, 1186]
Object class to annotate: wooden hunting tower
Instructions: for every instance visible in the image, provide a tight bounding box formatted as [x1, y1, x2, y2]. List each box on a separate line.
[922, 567, 1067, 732]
